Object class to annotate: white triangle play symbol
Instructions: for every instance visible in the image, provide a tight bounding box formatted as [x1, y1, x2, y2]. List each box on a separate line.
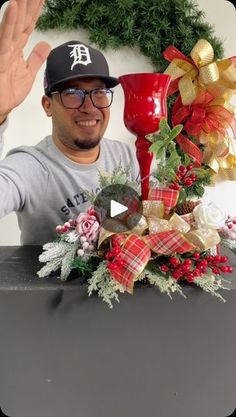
[110, 200, 128, 218]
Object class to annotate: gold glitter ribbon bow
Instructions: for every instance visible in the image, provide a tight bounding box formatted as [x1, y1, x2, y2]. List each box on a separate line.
[202, 134, 236, 181]
[163, 39, 236, 105]
[172, 92, 236, 178]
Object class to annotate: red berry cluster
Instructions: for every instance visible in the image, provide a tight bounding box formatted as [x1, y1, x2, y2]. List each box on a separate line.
[204, 254, 233, 275]
[169, 164, 198, 190]
[159, 253, 233, 283]
[106, 245, 125, 271]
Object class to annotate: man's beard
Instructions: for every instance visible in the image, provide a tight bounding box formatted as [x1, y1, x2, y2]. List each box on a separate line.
[73, 136, 101, 150]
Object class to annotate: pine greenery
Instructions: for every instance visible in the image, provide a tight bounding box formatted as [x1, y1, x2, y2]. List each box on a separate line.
[37, 0, 224, 72]
[88, 261, 125, 308]
[194, 274, 230, 302]
[141, 263, 185, 298]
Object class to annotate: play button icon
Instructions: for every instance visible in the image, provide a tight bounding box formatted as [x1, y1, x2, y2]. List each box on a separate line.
[110, 200, 128, 218]
[94, 184, 143, 232]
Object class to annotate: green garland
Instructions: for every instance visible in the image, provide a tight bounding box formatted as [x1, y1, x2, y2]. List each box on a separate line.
[38, 0, 224, 72]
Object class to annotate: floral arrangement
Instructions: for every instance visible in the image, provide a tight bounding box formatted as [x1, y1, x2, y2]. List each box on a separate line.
[38, 39, 236, 308]
[37, 161, 235, 308]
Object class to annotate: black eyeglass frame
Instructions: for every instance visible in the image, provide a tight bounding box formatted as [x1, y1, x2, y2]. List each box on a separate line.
[50, 87, 114, 109]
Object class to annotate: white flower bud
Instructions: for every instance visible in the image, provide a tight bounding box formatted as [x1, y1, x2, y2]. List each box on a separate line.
[77, 249, 84, 257]
[82, 242, 90, 250]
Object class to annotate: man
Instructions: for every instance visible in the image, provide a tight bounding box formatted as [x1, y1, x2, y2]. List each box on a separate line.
[0, 0, 138, 245]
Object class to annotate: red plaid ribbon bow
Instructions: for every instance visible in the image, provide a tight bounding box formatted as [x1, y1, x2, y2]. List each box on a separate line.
[148, 188, 179, 215]
[108, 188, 195, 293]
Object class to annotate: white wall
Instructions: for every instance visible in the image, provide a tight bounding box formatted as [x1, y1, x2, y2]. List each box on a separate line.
[0, 0, 235, 245]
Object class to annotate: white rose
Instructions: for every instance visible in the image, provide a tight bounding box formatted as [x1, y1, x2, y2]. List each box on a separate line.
[193, 202, 227, 229]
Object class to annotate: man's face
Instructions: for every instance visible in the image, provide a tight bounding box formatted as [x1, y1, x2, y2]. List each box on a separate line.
[42, 78, 111, 151]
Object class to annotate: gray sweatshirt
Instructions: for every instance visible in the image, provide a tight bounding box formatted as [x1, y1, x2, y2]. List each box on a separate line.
[0, 121, 139, 245]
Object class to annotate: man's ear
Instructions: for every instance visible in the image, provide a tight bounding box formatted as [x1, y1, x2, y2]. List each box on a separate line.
[41, 95, 52, 117]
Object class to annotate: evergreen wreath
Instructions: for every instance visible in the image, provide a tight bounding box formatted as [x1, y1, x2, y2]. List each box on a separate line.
[37, 0, 224, 72]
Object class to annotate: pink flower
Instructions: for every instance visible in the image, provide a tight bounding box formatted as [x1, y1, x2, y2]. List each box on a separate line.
[76, 207, 101, 242]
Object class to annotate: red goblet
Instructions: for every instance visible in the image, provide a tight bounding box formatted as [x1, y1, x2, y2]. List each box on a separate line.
[119, 73, 171, 200]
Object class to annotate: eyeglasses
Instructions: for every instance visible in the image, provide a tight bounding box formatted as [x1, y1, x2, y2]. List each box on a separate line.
[50, 87, 113, 109]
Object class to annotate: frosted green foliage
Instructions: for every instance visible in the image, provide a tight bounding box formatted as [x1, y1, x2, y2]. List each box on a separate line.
[194, 273, 230, 302]
[64, 230, 79, 243]
[37, 257, 63, 278]
[98, 164, 135, 187]
[85, 165, 139, 203]
[37, 240, 79, 280]
[88, 261, 125, 308]
[142, 269, 185, 299]
[221, 238, 236, 253]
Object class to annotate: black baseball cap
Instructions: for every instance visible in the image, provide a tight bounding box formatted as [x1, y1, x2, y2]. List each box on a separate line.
[44, 40, 119, 95]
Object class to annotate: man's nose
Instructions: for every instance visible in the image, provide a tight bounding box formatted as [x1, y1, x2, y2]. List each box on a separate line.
[79, 93, 96, 112]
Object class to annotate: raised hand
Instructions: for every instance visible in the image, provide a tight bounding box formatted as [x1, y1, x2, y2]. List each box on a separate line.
[0, 0, 51, 120]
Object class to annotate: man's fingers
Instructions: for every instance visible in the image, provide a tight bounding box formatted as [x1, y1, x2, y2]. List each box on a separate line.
[24, 0, 45, 34]
[12, 0, 27, 41]
[27, 41, 51, 79]
[0, 0, 17, 53]
[25, 0, 45, 19]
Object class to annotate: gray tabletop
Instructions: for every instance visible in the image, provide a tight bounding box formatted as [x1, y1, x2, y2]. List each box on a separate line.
[0, 246, 236, 417]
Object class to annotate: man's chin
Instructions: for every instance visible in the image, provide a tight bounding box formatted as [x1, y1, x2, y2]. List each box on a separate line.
[74, 137, 101, 150]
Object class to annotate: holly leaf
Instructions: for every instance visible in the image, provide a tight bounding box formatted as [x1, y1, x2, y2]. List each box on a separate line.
[155, 164, 176, 185]
[177, 188, 187, 205]
[169, 124, 183, 140]
[192, 167, 211, 179]
[149, 141, 166, 160]
[167, 148, 181, 169]
[159, 118, 171, 136]
[193, 184, 205, 197]
[183, 154, 191, 166]
[147, 131, 162, 143]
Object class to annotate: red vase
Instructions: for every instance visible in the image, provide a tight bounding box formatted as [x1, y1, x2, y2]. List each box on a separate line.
[119, 73, 171, 200]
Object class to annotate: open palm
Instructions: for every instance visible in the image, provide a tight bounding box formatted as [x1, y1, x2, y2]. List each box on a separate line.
[0, 0, 50, 116]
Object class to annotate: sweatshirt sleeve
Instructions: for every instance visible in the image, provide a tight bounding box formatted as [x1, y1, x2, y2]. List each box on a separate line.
[0, 150, 49, 219]
[0, 118, 8, 158]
